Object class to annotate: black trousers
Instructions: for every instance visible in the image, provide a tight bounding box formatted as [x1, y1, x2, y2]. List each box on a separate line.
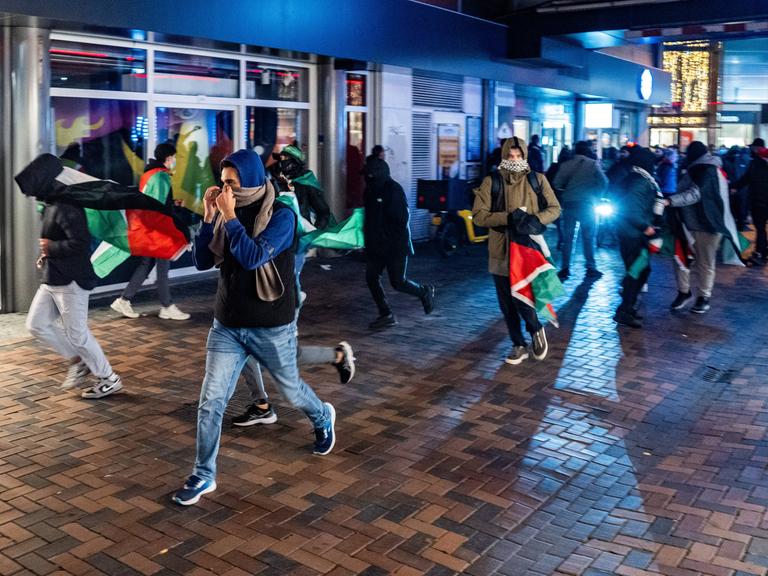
[617, 232, 651, 314]
[752, 203, 768, 258]
[492, 274, 542, 347]
[366, 252, 425, 316]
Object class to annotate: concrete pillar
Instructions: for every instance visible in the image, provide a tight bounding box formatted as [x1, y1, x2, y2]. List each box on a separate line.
[1, 26, 50, 312]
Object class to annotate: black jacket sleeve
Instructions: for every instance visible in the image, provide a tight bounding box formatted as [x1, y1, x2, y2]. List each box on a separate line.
[46, 203, 91, 258]
[307, 187, 331, 230]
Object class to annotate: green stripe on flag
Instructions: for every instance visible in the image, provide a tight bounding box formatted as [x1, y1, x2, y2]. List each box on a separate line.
[85, 208, 130, 252]
[300, 208, 365, 252]
[91, 242, 131, 278]
[628, 248, 650, 280]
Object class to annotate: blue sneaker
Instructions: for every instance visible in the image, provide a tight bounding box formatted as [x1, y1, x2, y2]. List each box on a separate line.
[313, 402, 336, 455]
[172, 475, 216, 506]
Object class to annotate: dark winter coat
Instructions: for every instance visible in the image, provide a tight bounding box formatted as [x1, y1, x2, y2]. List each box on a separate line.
[40, 202, 97, 290]
[736, 155, 768, 208]
[363, 159, 413, 257]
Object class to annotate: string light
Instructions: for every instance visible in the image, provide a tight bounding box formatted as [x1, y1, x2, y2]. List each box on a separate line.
[662, 41, 710, 113]
[648, 116, 707, 126]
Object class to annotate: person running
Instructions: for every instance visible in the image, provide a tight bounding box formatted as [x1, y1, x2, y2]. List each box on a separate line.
[363, 157, 436, 330]
[612, 147, 664, 328]
[26, 191, 123, 399]
[472, 136, 561, 364]
[553, 140, 608, 280]
[173, 149, 336, 506]
[110, 143, 190, 321]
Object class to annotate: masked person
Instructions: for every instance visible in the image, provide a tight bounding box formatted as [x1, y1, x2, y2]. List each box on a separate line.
[472, 137, 561, 364]
[612, 147, 665, 328]
[173, 149, 336, 506]
[278, 145, 331, 231]
[111, 142, 190, 321]
[25, 182, 123, 399]
[363, 157, 436, 329]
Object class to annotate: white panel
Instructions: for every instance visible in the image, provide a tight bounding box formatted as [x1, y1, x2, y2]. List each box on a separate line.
[411, 112, 432, 240]
[464, 77, 483, 115]
[380, 65, 412, 111]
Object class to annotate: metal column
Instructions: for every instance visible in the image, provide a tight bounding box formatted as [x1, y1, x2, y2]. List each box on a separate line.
[317, 58, 346, 220]
[0, 26, 50, 312]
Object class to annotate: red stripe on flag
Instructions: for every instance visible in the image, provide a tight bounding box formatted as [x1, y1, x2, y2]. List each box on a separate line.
[139, 167, 165, 192]
[126, 209, 188, 260]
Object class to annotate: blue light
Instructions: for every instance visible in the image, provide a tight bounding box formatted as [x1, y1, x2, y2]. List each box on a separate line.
[130, 30, 146, 41]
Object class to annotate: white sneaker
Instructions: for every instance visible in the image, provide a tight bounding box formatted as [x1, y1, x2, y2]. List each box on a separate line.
[62, 361, 90, 390]
[111, 297, 139, 319]
[82, 373, 123, 399]
[159, 304, 190, 321]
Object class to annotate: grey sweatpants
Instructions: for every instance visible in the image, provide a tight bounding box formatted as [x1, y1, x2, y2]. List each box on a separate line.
[122, 257, 171, 307]
[242, 345, 336, 402]
[26, 282, 113, 378]
[674, 231, 722, 298]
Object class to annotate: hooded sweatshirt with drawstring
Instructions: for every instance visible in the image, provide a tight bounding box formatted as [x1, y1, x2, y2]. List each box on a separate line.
[472, 137, 561, 276]
[193, 149, 298, 328]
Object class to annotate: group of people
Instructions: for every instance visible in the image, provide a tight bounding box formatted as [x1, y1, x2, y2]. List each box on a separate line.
[21, 118, 767, 504]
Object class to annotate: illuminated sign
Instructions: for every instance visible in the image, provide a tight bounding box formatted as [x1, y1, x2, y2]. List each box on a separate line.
[639, 69, 653, 100]
[584, 103, 614, 128]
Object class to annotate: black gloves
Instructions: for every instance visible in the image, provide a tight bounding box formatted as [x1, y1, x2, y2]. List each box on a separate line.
[507, 208, 546, 235]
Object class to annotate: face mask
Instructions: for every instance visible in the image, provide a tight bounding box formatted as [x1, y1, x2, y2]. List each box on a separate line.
[167, 157, 177, 172]
[500, 158, 529, 173]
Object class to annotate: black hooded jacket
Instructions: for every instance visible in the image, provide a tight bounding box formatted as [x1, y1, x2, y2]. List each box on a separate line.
[613, 148, 661, 240]
[363, 159, 412, 257]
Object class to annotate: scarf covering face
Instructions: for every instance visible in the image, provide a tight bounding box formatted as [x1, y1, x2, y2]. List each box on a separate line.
[500, 158, 530, 173]
[209, 179, 285, 302]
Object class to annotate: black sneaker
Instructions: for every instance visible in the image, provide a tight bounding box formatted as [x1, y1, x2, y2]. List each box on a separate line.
[690, 296, 710, 314]
[531, 327, 548, 361]
[232, 402, 277, 426]
[585, 268, 603, 279]
[333, 341, 355, 384]
[670, 291, 693, 311]
[504, 346, 529, 365]
[369, 314, 397, 330]
[557, 268, 570, 281]
[613, 309, 642, 328]
[421, 285, 436, 314]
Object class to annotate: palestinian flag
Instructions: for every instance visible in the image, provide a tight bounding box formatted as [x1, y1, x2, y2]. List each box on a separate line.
[277, 192, 363, 253]
[509, 232, 564, 327]
[15, 154, 190, 278]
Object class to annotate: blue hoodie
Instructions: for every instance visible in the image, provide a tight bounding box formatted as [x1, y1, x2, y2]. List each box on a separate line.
[221, 148, 266, 188]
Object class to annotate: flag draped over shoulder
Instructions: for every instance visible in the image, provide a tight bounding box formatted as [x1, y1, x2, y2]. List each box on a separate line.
[509, 231, 564, 327]
[15, 154, 190, 278]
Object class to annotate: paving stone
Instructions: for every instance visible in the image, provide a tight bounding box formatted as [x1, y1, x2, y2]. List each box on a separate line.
[2, 242, 768, 574]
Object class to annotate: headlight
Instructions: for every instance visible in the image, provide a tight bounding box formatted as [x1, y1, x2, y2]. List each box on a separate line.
[595, 202, 614, 217]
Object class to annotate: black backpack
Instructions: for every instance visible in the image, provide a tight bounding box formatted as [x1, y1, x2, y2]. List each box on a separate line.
[490, 170, 548, 213]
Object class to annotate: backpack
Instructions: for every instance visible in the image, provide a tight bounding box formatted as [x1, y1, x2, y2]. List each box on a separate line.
[490, 170, 548, 213]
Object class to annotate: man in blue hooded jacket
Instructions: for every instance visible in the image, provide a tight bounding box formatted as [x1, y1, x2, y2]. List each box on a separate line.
[172, 149, 336, 506]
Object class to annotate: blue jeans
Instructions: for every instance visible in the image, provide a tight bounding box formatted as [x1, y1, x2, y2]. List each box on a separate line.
[193, 318, 331, 481]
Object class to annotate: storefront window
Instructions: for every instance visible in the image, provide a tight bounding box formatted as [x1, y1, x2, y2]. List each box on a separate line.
[346, 74, 366, 106]
[51, 41, 147, 92]
[154, 52, 239, 97]
[51, 97, 146, 185]
[156, 107, 234, 216]
[245, 63, 309, 102]
[722, 38, 768, 103]
[246, 107, 308, 165]
[346, 111, 366, 209]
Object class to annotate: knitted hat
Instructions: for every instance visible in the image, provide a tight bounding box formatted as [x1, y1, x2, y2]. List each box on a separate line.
[280, 145, 305, 163]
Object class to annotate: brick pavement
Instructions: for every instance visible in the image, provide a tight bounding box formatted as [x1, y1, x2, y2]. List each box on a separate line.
[1, 238, 768, 576]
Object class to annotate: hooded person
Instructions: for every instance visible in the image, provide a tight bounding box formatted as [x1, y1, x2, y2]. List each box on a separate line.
[173, 148, 337, 507]
[552, 140, 608, 280]
[612, 147, 665, 328]
[363, 156, 436, 330]
[110, 142, 191, 321]
[735, 145, 768, 264]
[278, 145, 331, 230]
[472, 136, 562, 365]
[19, 157, 124, 400]
[654, 148, 678, 195]
[663, 141, 743, 314]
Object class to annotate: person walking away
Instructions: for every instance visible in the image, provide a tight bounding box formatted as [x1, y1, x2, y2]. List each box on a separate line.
[546, 146, 573, 251]
[172, 149, 336, 506]
[527, 134, 545, 174]
[735, 140, 768, 266]
[472, 136, 561, 364]
[363, 157, 435, 330]
[655, 148, 678, 196]
[664, 141, 732, 313]
[553, 140, 608, 280]
[111, 142, 190, 321]
[26, 192, 123, 398]
[612, 147, 664, 328]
